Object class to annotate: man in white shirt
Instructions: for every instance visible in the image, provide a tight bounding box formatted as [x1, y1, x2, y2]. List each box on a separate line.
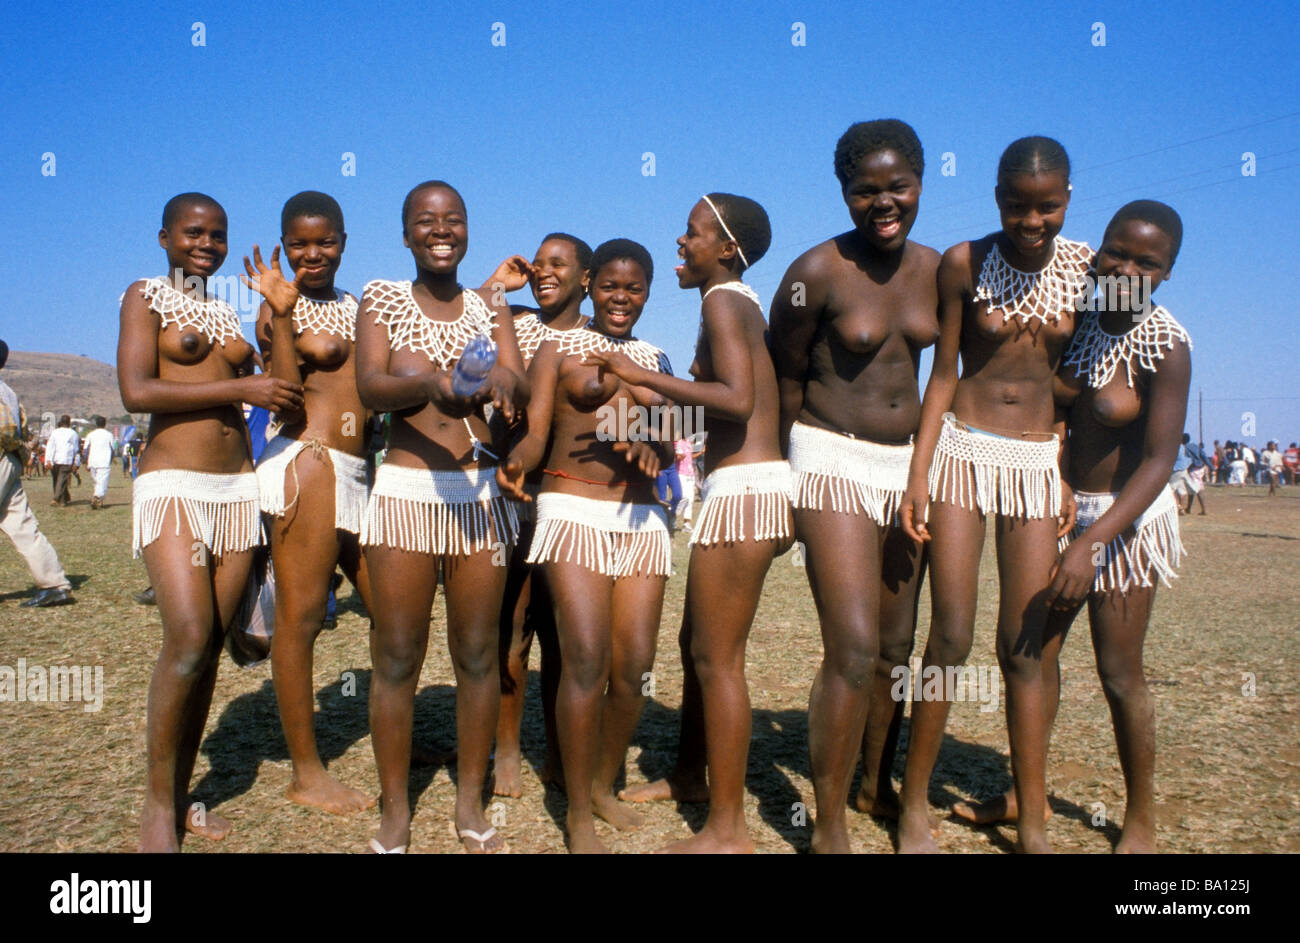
[82, 416, 115, 509]
[0, 340, 74, 607]
[45, 414, 80, 506]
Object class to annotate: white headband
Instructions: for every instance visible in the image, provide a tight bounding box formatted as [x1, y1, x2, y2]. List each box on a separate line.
[700, 194, 748, 270]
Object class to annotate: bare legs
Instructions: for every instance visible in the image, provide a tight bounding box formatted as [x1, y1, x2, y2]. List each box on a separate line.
[661, 520, 784, 853]
[897, 498, 984, 853]
[365, 539, 506, 853]
[898, 499, 1055, 853]
[799, 506, 884, 854]
[140, 525, 252, 851]
[545, 561, 665, 853]
[857, 528, 927, 818]
[268, 452, 375, 814]
[494, 528, 561, 796]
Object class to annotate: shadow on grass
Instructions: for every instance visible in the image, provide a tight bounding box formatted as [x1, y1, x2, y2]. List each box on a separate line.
[0, 573, 91, 602]
[192, 668, 375, 809]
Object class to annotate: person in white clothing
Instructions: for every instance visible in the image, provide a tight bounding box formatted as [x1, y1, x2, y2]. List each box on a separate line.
[0, 340, 74, 607]
[82, 416, 115, 509]
[45, 415, 80, 506]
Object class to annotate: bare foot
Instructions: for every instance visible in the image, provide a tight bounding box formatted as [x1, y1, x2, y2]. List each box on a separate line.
[810, 819, 852, 854]
[566, 818, 612, 854]
[855, 784, 900, 819]
[286, 773, 376, 815]
[659, 827, 754, 854]
[618, 772, 708, 804]
[952, 790, 1053, 825]
[492, 750, 523, 798]
[593, 792, 644, 830]
[1115, 822, 1157, 854]
[140, 799, 180, 852]
[896, 804, 941, 854]
[181, 802, 232, 841]
[1015, 831, 1054, 854]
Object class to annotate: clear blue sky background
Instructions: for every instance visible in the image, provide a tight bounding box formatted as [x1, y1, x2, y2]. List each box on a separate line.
[2, 0, 1297, 446]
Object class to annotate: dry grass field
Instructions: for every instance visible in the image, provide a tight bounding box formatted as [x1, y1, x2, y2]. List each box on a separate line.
[1, 474, 1296, 853]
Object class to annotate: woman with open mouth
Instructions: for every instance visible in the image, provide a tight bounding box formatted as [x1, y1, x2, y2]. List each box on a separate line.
[240, 191, 377, 819]
[354, 180, 528, 854]
[897, 136, 1089, 853]
[587, 193, 792, 854]
[478, 233, 595, 797]
[768, 119, 939, 854]
[497, 238, 674, 853]
[119, 192, 304, 852]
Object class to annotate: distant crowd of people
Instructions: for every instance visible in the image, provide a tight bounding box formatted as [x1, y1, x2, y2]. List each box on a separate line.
[1168, 435, 1297, 514]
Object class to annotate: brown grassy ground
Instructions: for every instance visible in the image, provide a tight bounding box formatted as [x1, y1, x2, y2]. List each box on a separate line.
[1, 474, 1296, 853]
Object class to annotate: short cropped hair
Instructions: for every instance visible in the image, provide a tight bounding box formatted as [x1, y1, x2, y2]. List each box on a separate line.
[834, 119, 924, 185]
[1104, 199, 1184, 265]
[401, 180, 465, 229]
[282, 191, 345, 235]
[590, 238, 653, 285]
[540, 232, 594, 272]
[162, 192, 224, 230]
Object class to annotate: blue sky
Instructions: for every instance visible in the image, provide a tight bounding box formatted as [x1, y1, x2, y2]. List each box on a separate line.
[2, 0, 1297, 445]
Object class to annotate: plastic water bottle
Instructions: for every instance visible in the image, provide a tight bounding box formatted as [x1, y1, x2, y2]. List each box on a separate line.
[452, 334, 498, 397]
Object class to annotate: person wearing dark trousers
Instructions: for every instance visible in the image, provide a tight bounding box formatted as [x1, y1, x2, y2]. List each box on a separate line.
[45, 415, 79, 506]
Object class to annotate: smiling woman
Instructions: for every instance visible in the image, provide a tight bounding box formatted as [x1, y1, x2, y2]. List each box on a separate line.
[352, 179, 528, 855]
[117, 192, 305, 853]
[768, 119, 939, 854]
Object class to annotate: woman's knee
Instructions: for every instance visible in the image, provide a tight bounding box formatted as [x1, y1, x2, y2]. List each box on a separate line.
[822, 621, 878, 687]
[1097, 659, 1147, 705]
[372, 629, 427, 686]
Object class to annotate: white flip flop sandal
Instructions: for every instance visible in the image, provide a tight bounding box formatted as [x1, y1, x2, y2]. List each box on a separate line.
[368, 837, 407, 854]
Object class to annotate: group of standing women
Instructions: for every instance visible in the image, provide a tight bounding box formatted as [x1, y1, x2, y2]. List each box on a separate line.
[119, 117, 1193, 854]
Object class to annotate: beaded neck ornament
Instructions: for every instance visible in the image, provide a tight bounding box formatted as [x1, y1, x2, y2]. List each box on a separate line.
[364, 279, 496, 369]
[1063, 306, 1192, 389]
[293, 289, 358, 341]
[514, 312, 590, 364]
[140, 276, 243, 346]
[553, 326, 673, 375]
[974, 236, 1092, 325]
[703, 280, 762, 312]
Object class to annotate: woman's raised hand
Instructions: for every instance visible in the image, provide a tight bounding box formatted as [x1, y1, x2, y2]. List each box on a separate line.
[241, 245, 302, 318]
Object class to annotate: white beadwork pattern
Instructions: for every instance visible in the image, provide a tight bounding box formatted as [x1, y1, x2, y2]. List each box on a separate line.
[140, 277, 244, 346]
[293, 289, 358, 341]
[133, 469, 262, 558]
[928, 414, 1061, 519]
[552, 327, 672, 375]
[691, 461, 793, 546]
[703, 280, 762, 313]
[1059, 487, 1185, 594]
[514, 312, 589, 364]
[974, 237, 1092, 325]
[1063, 306, 1192, 389]
[364, 280, 497, 369]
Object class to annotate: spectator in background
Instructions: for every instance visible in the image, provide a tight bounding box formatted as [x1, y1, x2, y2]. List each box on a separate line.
[25, 428, 44, 479]
[0, 339, 75, 607]
[1241, 442, 1257, 483]
[45, 414, 80, 506]
[1213, 440, 1225, 484]
[1184, 437, 1209, 515]
[1261, 440, 1284, 496]
[1169, 433, 1201, 514]
[674, 437, 697, 533]
[82, 416, 115, 509]
[1284, 442, 1299, 485]
[1227, 441, 1248, 486]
